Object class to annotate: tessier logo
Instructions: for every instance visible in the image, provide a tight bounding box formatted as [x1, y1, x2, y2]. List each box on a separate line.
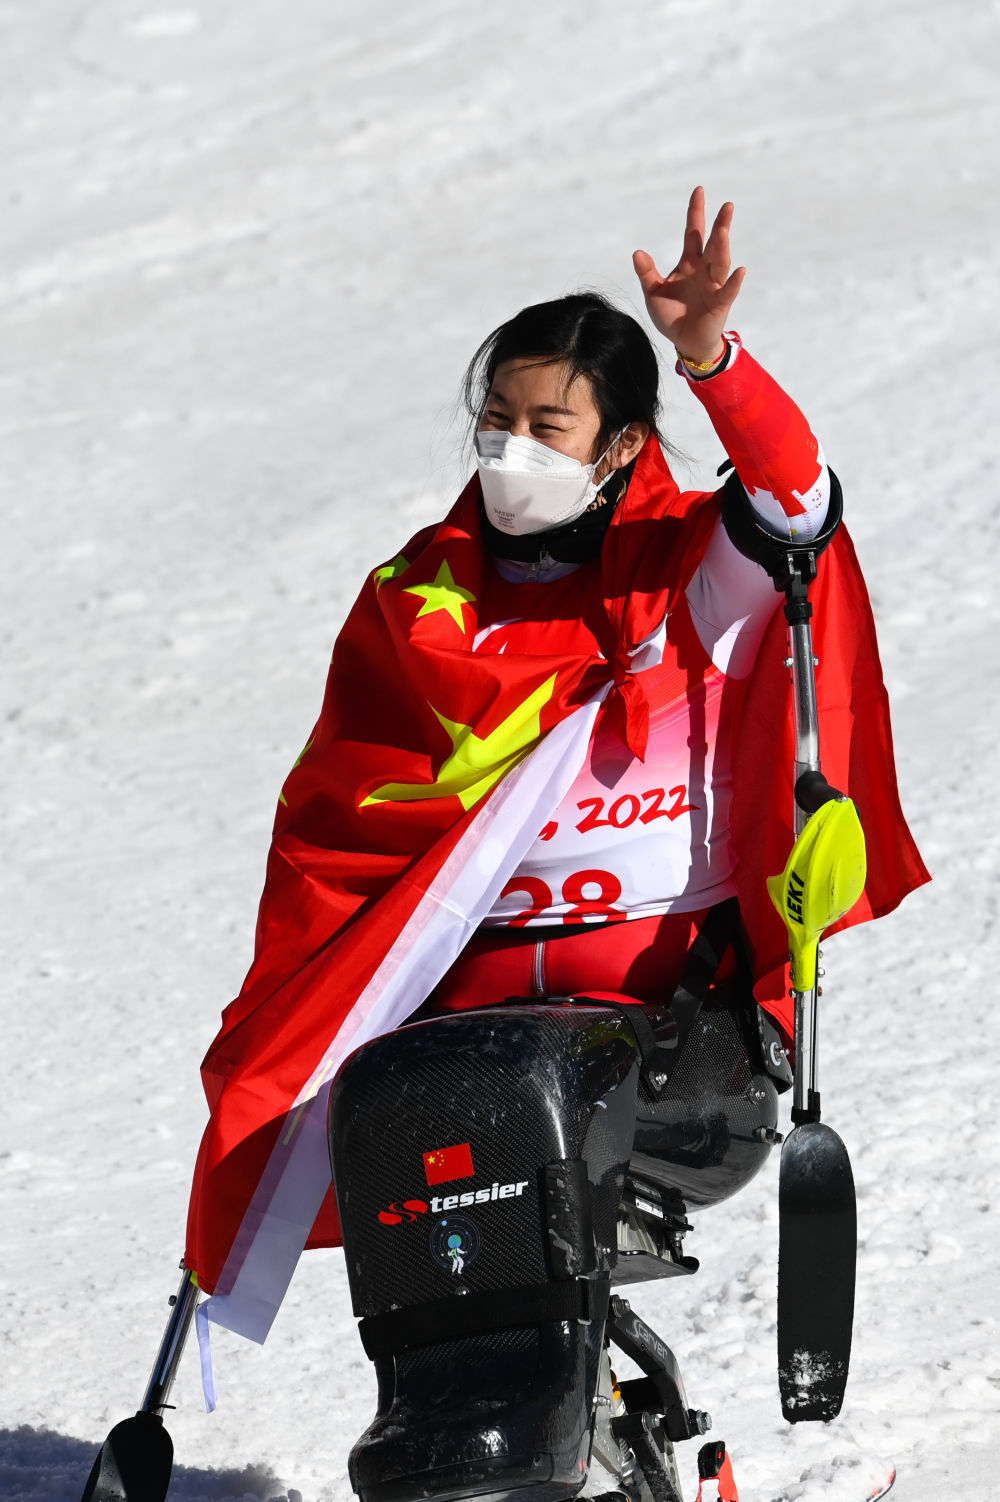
[377, 1199, 429, 1226]
[377, 1179, 529, 1226]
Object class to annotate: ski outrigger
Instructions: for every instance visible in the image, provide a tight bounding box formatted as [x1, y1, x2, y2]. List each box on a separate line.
[82, 482, 894, 1502]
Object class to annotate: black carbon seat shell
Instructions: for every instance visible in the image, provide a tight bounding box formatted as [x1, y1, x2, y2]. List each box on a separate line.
[330, 1005, 639, 1502]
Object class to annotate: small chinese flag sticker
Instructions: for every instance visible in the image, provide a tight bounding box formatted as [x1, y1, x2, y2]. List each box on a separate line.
[423, 1142, 475, 1186]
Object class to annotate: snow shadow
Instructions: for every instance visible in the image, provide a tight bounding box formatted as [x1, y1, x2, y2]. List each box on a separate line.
[0, 1424, 298, 1502]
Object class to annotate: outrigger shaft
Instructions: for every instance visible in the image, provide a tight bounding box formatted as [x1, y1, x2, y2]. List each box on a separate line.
[140, 1265, 200, 1416]
[784, 571, 822, 1125]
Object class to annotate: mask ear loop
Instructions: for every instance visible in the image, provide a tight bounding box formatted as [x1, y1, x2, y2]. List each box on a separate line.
[593, 426, 630, 489]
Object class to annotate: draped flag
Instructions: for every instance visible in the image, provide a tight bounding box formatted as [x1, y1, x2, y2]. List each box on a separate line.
[185, 370, 928, 1344]
[186, 435, 720, 1340]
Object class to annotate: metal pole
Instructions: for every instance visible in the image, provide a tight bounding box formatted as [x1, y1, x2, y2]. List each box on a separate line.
[139, 1266, 201, 1416]
[788, 617, 820, 831]
[787, 609, 821, 1119]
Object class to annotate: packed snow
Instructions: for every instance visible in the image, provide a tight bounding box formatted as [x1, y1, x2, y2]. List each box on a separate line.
[3, 1, 998, 1499]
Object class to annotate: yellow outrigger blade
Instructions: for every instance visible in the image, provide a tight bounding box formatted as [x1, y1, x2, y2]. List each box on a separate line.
[767, 798, 867, 991]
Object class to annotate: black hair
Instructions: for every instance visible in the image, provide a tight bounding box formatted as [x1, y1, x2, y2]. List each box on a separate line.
[462, 291, 663, 457]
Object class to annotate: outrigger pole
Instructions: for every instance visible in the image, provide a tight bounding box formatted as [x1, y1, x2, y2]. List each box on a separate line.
[721, 464, 866, 1421]
[81, 1264, 199, 1502]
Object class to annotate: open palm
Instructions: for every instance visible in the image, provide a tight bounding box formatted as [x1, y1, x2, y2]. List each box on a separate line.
[633, 187, 746, 364]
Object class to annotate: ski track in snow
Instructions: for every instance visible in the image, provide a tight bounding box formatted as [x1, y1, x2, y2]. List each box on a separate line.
[2, 2, 999, 1499]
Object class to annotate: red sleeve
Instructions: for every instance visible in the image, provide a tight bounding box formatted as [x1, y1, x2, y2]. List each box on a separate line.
[682, 334, 825, 524]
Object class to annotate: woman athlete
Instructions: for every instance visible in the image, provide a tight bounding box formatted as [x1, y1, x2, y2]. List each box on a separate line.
[183, 188, 925, 1336]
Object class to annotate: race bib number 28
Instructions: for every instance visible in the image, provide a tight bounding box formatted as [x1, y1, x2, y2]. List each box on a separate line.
[499, 869, 628, 926]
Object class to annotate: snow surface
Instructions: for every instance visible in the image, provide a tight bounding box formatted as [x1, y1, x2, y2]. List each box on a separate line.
[3, 1, 999, 1499]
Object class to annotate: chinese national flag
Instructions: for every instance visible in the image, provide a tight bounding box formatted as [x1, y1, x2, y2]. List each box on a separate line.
[184, 376, 928, 1320]
[424, 1143, 475, 1185]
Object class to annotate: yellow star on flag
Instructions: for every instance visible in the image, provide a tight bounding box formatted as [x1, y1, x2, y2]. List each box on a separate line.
[278, 737, 315, 807]
[403, 559, 476, 633]
[373, 553, 411, 589]
[361, 673, 558, 813]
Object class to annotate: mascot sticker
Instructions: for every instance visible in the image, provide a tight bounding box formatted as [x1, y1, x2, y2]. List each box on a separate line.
[430, 1215, 482, 1276]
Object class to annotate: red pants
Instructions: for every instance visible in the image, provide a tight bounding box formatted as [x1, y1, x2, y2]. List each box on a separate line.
[426, 909, 736, 1015]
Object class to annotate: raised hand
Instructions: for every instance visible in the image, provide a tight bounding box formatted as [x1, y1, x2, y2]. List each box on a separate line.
[633, 186, 747, 365]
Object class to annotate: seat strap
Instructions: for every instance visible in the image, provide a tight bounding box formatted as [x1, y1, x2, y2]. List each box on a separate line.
[359, 1275, 610, 1360]
[565, 993, 676, 1097]
[667, 895, 748, 1043]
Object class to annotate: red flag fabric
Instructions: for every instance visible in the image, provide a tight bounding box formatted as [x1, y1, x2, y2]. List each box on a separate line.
[184, 348, 928, 1337]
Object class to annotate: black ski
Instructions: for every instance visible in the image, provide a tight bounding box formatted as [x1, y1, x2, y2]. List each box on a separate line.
[777, 1119, 856, 1421]
[81, 1411, 173, 1502]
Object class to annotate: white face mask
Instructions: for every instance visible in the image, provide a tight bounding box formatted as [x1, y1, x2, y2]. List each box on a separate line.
[475, 428, 626, 536]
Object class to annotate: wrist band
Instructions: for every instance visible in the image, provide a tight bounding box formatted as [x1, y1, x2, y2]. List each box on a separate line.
[676, 344, 727, 373]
